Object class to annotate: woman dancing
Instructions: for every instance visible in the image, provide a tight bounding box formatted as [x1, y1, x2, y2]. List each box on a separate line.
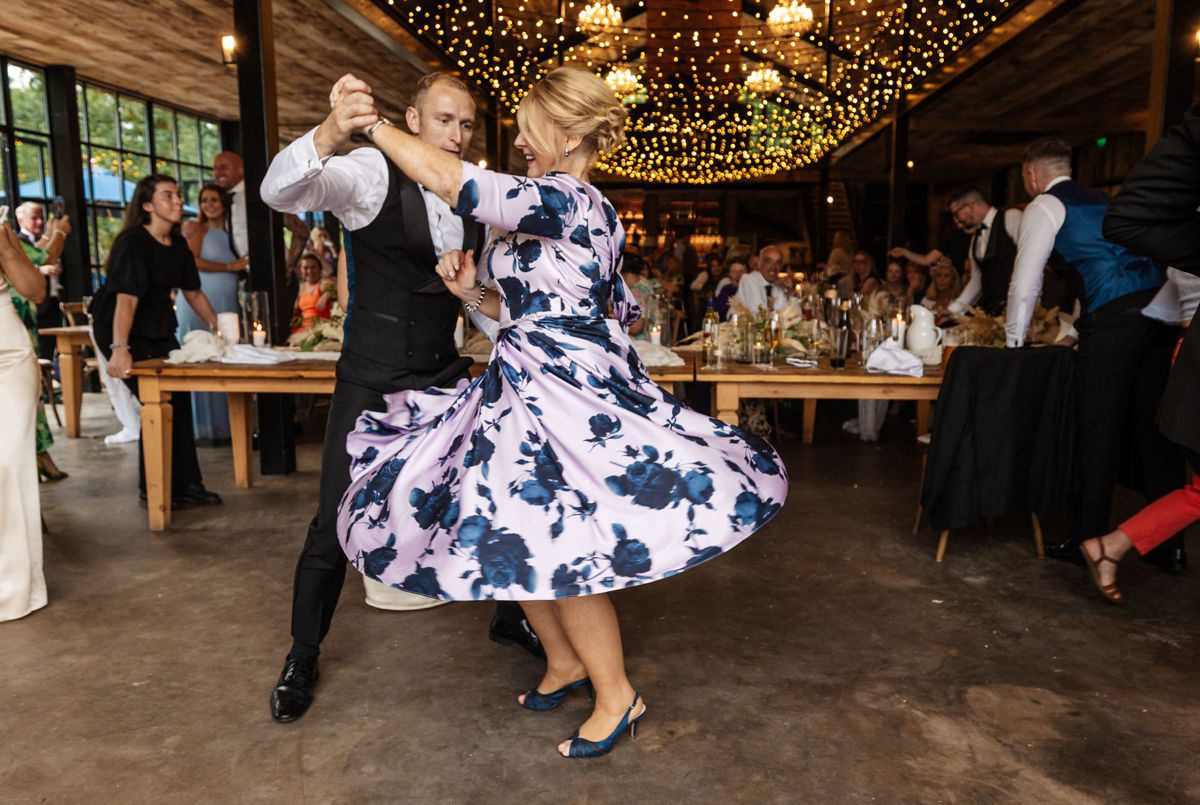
[331, 67, 788, 758]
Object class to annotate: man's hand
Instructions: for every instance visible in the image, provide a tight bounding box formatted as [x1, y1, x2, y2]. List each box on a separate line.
[437, 250, 479, 300]
[49, 214, 71, 238]
[1055, 335, 1078, 348]
[313, 73, 379, 159]
[39, 263, 62, 278]
[888, 247, 905, 257]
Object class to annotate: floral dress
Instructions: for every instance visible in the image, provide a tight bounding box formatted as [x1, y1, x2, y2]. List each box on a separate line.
[336, 164, 788, 600]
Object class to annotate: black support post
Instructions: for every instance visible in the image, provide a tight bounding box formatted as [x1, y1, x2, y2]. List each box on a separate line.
[44, 65, 91, 298]
[886, 3, 914, 249]
[233, 0, 295, 475]
[1147, 0, 1200, 148]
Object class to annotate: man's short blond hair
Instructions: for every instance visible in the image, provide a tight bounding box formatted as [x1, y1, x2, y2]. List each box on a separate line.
[410, 72, 473, 110]
[15, 201, 43, 223]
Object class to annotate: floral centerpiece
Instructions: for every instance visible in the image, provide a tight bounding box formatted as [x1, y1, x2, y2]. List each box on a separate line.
[286, 306, 345, 352]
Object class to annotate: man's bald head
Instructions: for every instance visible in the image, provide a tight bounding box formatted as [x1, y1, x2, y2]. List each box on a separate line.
[758, 245, 783, 280]
[213, 151, 244, 190]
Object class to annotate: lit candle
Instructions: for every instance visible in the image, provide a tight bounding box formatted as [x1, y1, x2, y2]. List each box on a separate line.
[252, 321, 267, 347]
[753, 340, 764, 364]
[650, 325, 662, 346]
[794, 283, 803, 295]
[893, 313, 907, 347]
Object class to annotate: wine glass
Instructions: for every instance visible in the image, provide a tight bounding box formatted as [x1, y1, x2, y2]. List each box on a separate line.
[761, 311, 783, 371]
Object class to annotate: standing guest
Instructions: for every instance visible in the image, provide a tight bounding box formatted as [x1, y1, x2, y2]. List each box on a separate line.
[260, 70, 544, 724]
[11, 203, 68, 482]
[1080, 104, 1200, 600]
[943, 187, 1022, 316]
[92, 175, 224, 512]
[307, 226, 337, 267]
[714, 260, 746, 320]
[920, 257, 963, 318]
[212, 151, 248, 262]
[735, 245, 788, 313]
[1008, 138, 1183, 567]
[291, 253, 334, 332]
[852, 251, 880, 296]
[179, 183, 246, 442]
[15, 201, 70, 361]
[338, 65, 787, 758]
[0, 220, 48, 622]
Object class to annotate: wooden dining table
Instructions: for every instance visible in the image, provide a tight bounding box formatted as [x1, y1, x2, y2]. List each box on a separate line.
[39, 324, 94, 438]
[130, 350, 698, 530]
[698, 356, 944, 443]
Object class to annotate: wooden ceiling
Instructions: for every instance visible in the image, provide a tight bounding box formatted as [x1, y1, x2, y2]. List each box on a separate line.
[0, 0, 487, 159]
[832, 0, 1158, 183]
[0, 0, 1164, 183]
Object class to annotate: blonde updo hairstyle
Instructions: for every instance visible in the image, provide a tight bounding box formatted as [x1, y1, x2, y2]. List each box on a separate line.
[517, 66, 628, 176]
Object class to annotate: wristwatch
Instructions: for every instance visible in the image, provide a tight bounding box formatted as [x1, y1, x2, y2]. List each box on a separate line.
[365, 117, 394, 143]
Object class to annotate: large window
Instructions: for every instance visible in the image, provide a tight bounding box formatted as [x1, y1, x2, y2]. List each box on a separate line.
[77, 80, 221, 278]
[0, 59, 55, 214]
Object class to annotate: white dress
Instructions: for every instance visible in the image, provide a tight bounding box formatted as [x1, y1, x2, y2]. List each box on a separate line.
[0, 273, 46, 621]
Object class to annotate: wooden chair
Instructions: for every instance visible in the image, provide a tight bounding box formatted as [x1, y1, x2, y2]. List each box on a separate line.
[58, 300, 101, 386]
[37, 358, 62, 427]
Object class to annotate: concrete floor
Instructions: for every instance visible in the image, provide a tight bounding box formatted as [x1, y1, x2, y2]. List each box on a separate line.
[3, 393, 1199, 804]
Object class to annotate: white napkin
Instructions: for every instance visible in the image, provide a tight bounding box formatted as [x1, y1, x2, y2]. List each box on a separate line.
[632, 339, 685, 367]
[219, 345, 297, 365]
[165, 330, 227, 364]
[785, 356, 818, 369]
[865, 339, 924, 378]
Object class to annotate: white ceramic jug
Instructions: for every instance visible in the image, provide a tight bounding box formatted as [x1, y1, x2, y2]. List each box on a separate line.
[906, 305, 943, 352]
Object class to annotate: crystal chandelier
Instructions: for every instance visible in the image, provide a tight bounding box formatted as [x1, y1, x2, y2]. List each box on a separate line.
[744, 67, 783, 95]
[766, 0, 815, 36]
[577, 1, 623, 34]
[604, 66, 642, 98]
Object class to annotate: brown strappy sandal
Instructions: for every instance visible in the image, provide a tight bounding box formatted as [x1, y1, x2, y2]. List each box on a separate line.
[1080, 539, 1124, 605]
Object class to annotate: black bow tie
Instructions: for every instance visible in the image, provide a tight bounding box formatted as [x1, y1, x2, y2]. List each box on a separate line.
[977, 222, 988, 232]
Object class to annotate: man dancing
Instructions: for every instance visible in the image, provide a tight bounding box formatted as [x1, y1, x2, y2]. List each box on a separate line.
[261, 72, 540, 723]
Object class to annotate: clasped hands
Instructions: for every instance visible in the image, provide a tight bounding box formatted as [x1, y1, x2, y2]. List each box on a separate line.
[437, 250, 480, 300]
[313, 73, 381, 158]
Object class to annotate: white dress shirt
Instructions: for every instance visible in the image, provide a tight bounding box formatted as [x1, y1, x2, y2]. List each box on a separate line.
[735, 271, 789, 314]
[1006, 175, 1072, 346]
[948, 206, 1023, 315]
[229, 180, 249, 259]
[261, 126, 492, 332]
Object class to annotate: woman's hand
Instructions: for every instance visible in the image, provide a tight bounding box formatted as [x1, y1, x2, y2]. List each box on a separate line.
[437, 250, 479, 300]
[107, 348, 132, 379]
[229, 255, 249, 272]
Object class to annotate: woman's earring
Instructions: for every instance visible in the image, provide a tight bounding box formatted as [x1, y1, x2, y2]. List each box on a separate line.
[564, 148, 571, 158]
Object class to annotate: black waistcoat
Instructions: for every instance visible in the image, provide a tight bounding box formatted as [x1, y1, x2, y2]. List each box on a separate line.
[340, 158, 482, 390]
[972, 209, 1018, 316]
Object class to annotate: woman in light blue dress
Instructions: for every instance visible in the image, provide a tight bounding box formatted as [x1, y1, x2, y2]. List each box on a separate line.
[177, 183, 246, 441]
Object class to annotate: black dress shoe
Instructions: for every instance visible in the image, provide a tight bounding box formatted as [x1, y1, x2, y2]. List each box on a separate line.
[137, 491, 190, 511]
[1044, 539, 1085, 565]
[177, 483, 222, 506]
[489, 610, 545, 659]
[270, 656, 319, 723]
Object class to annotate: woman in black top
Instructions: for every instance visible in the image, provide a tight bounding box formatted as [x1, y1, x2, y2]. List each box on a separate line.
[95, 174, 223, 509]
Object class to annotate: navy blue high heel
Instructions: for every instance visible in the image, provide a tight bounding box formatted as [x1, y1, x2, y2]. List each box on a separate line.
[520, 677, 594, 711]
[561, 692, 645, 759]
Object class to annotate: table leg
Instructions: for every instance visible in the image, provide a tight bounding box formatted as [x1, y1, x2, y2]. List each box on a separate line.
[139, 379, 172, 531]
[228, 392, 253, 489]
[58, 342, 82, 438]
[916, 400, 931, 438]
[714, 383, 740, 427]
[802, 399, 817, 444]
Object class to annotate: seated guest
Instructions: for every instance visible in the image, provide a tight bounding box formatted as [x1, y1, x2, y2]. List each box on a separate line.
[735, 245, 789, 314]
[852, 250, 880, 296]
[920, 257, 963, 319]
[292, 253, 334, 332]
[690, 255, 725, 328]
[619, 253, 649, 338]
[906, 262, 930, 305]
[93, 174, 223, 511]
[883, 259, 909, 302]
[714, 260, 746, 320]
[179, 183, 245, 442]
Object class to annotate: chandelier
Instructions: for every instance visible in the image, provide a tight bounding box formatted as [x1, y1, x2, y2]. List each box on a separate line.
[604, 66, 642, 98]
[767, 1, 816, 36]
[385, 1, 1016, 184]
[745, 68, 783, 95]
[576, 1, 622, 34]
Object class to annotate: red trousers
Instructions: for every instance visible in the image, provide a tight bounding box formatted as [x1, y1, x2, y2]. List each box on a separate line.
[1120, 476, 1200, 554]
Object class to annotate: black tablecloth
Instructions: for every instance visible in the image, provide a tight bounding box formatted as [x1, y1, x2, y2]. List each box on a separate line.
[920, 346, 1076, 531]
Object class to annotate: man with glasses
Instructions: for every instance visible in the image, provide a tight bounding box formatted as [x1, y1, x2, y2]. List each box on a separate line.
[943, 187, 1022, 316]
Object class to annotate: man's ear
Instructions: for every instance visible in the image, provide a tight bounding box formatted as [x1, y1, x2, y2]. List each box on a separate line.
[405, 106, 421, 136]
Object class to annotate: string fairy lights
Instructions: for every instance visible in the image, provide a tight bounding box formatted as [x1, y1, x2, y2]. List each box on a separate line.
[384, 0, 1013, 183]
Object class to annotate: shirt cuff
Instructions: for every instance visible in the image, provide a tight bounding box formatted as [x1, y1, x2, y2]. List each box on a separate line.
[297, 127, 332, 173]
